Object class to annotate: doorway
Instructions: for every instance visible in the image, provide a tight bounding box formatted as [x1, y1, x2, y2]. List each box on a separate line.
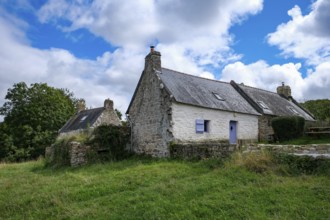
[229, 121, 237, 144]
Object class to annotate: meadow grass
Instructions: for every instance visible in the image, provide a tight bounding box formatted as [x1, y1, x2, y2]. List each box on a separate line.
[0, 155, 329, 219]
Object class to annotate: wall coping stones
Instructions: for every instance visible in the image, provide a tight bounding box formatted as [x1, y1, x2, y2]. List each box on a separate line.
[245, 143, 330, 158]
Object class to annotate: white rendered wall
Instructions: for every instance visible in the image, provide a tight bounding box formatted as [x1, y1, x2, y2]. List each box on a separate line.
[171, 102, 259, 142]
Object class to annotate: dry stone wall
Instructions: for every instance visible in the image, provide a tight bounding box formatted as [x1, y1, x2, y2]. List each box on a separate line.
[69, 142, 90, 167]
[245, 143, 330, 158]
[170, 140, 235, 159]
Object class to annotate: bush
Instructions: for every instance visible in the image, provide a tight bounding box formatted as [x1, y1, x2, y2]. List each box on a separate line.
[271, 116, 305, 141]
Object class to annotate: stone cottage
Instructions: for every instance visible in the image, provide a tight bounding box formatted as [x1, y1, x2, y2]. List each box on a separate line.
[127, 47, 263, 157]
[59, 99, 121, 137]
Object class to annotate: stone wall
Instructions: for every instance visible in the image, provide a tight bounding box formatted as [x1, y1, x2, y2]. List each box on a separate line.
[245, 143, 330, 158]
[170, 140, 235, 159]
[69, 142, 90, 167]
[172, 102, 259, 142]
[258, 115, 275, 142]
[45, 142, 90, 167]
[128, 51, 173, 157]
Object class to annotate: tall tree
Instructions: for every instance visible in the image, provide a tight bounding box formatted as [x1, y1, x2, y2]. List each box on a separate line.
[0, 82, 80, 161]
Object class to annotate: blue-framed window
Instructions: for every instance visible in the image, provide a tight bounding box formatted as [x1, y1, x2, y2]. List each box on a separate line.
[196, 119, 210, 134]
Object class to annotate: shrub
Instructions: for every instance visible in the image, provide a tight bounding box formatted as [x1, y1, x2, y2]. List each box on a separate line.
[271, 116, 305, 141]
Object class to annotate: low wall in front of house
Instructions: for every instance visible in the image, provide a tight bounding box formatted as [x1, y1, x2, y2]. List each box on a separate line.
[170, 140, 236, 159]
[244, 143, 330, 157]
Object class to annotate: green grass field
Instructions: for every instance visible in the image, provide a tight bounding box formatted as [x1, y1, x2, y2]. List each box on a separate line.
[0, 155, 329, 219]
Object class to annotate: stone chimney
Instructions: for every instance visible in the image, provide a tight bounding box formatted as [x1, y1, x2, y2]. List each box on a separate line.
[104, 99, 114, 110]
[77, 100, 86, 112]
[277, 82, 292, 99]
[144, 46, 161, 72]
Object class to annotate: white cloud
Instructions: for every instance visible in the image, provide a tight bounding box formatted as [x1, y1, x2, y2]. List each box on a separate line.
[0, 11, 143, 119]
[267, 0, 330, 65]
[38, 0, 263, 67]
[0, 0, 259, 120]
[221, 60, 330, 101]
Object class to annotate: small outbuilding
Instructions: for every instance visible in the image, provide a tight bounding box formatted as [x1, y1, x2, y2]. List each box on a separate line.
[59, 99, 121, 137]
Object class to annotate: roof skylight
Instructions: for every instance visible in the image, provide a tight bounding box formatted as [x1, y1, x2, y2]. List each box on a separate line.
[80, 116, 88, 122]
[213, 92, 225, 101]
[257, 101, 269, 109]
[288, 107, 300, 115]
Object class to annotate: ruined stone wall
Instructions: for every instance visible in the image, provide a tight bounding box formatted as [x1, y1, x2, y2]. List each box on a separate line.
[45, 142, 90, 167]
[69, 142, 90, 167]
[128, 71, 173, 157]
[258, 115, 275, 142]
[170, 141, 235, 159]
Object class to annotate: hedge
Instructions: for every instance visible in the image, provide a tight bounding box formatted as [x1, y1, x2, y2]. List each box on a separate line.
[271, 116, 305, 141]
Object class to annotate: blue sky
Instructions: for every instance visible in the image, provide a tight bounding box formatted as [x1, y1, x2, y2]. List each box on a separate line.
[0, 0, 329, 119]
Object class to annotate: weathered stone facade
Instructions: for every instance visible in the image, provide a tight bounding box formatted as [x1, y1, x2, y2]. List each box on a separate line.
[170, 141, 236, 159]
[128, 51, 173, 157]
[258, 115, 275, 142]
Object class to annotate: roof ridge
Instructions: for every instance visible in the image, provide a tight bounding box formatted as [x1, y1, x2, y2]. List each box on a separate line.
[161, 67, 230, 85]
[79, 106, 104, 113]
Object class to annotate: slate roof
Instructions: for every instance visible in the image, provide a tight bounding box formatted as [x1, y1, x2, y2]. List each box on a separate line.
[159, 68, 260, 116]
[234, 82, 314, 121]
[59, 107, 104, 133]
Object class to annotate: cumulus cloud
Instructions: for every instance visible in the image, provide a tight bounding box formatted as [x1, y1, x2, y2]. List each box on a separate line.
[38, 0, 263, 68]
[0, 0, 266, 122]
[267, 0, 330, 65]
[221, 60, 330, 101]
[0, 10, 143, 117]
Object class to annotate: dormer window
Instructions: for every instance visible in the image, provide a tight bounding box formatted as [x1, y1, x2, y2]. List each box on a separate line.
[213, 92, 225, 101]
[257, 101, 269, 110]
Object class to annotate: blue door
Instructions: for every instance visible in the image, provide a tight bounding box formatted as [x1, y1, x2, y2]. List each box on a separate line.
[229, 121, 237, 144]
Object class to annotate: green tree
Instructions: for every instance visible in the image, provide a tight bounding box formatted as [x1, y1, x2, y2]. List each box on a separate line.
[0, 82, 80, 161]
[301, 99, 330, 122]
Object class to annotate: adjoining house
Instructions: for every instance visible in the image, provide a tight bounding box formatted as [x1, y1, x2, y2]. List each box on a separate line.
[231, 81, 315, 141]
[59, 99, 121, 137]
[126, 47, 314, 158]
